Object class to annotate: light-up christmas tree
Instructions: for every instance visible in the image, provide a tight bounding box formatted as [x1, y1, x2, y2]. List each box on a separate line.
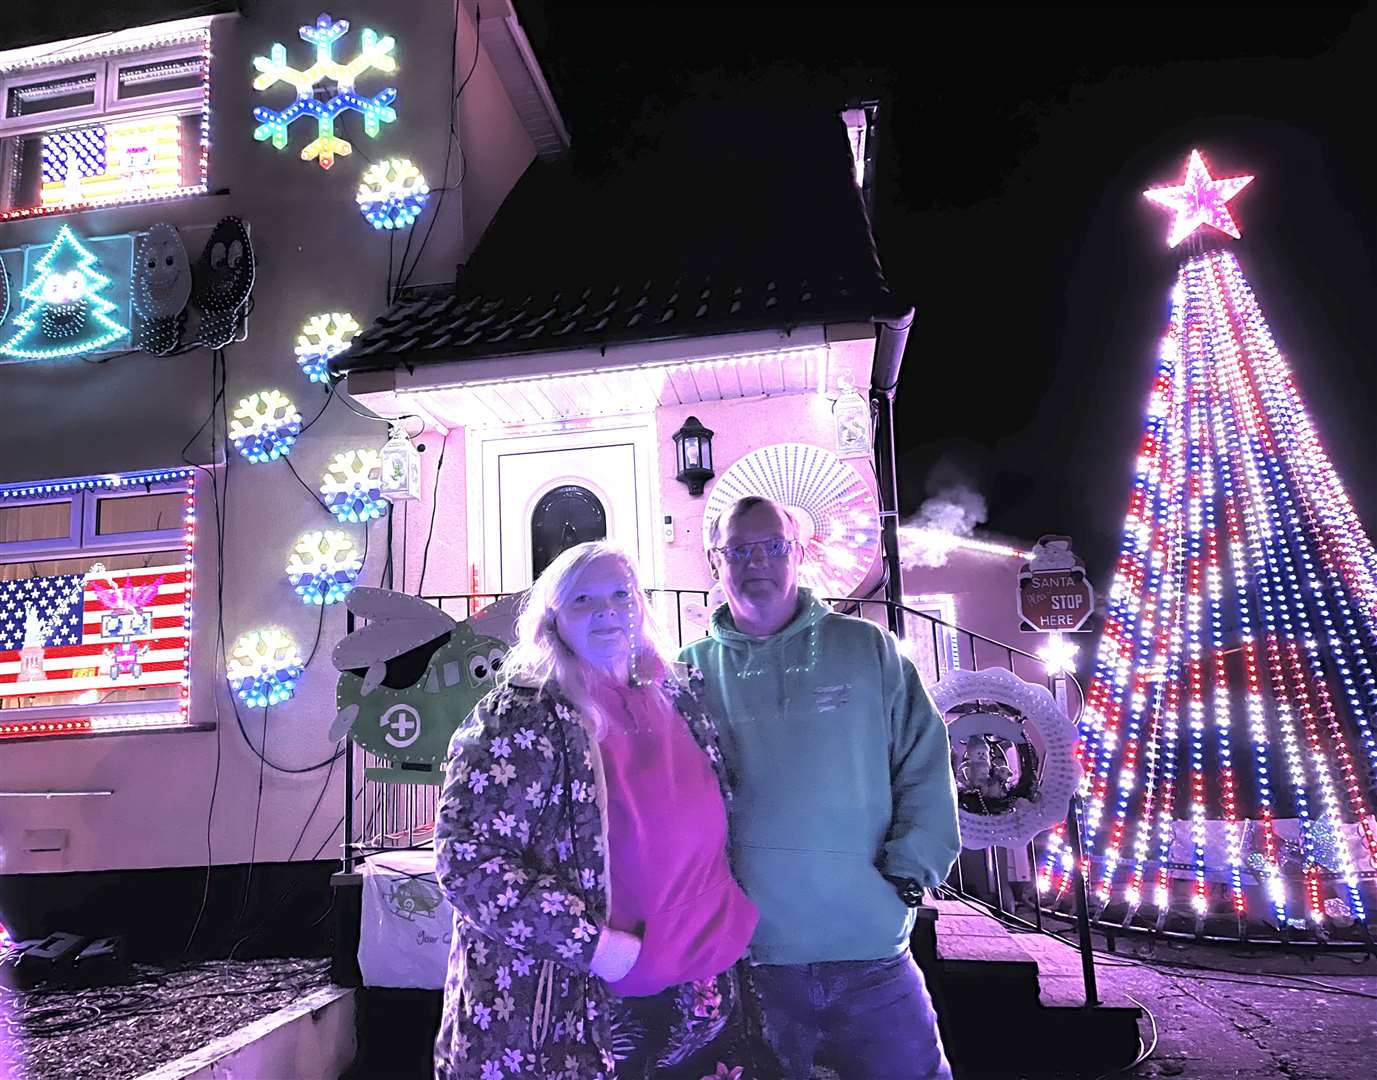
[1041, 150, 1377, 937]
[0, 225, 128, 360]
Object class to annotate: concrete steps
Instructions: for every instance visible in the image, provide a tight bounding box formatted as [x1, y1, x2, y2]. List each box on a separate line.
[928, 898, 1142, 1079]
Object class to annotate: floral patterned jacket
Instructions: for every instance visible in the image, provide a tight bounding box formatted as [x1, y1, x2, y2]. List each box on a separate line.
[433, 665, 731, 1080]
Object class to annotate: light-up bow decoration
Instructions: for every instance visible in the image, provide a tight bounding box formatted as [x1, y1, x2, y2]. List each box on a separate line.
[1143, 149, 1253, 248]
[251, 12, 397, 170]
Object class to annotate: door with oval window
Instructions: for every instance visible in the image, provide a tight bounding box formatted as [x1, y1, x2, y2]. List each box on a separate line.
[530, 484, 607, 577]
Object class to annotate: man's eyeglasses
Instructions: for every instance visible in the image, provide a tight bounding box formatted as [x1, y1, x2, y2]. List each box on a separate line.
[713, 538, 796, 563]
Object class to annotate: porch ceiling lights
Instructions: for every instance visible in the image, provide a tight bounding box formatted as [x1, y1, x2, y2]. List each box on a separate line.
[389, 344, 832, 428]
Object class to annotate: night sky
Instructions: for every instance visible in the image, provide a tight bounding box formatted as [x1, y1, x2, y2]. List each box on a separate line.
[2, 3, 1375, 584]
[522, 4, 1377, 581]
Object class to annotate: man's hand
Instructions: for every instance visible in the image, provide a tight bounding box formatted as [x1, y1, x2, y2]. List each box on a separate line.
[884, 875, 926, 908]
[589, 926, 642, 981]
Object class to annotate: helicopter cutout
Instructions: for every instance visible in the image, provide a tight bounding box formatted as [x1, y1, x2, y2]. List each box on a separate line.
[331, 588, 508, 784]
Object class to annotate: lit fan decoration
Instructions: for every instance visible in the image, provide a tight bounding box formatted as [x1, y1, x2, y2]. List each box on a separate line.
[702, 443, 880, 597]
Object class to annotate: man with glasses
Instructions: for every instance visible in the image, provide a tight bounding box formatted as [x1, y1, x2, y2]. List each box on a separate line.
[681, 495, 959, 1079]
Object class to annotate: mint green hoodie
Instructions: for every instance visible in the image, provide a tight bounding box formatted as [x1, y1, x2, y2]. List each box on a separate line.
[680, 589, 960, 965]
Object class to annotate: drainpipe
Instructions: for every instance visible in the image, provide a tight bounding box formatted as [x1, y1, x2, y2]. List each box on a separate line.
[871, 307, 914, 638]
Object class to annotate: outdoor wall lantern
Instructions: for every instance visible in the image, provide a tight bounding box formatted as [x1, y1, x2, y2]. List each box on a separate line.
[379, 424, 422, 503]
[672, 415, 715, 496]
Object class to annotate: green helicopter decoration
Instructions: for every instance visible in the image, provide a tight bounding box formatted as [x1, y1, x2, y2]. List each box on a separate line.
[331, 588, 509, 785]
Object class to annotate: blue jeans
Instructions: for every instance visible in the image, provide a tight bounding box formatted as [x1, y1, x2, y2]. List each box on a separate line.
[750, 951, 952, 1080]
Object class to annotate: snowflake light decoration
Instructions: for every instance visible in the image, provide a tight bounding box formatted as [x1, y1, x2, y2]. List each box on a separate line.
[356, 158, 430, 230]
[251, 13, 398, 170]
[228, 389, 302, 463]
[227, 627, 303, 707]
[295, 311, 359, 383]
[286, 529, 363, 605]
[320, 448, 386, 522]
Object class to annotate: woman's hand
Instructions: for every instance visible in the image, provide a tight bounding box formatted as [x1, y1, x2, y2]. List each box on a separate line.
[589, 926, 642, 982]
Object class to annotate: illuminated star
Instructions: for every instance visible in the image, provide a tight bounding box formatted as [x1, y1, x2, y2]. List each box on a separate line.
[1143, 149, 1253, 248]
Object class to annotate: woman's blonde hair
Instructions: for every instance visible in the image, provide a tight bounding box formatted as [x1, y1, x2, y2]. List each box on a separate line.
[503, 541, 673, 736]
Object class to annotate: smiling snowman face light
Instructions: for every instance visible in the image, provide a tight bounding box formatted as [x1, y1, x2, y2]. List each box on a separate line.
[193, 217, 255, 348]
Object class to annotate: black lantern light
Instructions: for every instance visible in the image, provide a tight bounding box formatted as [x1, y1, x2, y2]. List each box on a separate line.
[672, 415, 715, 496]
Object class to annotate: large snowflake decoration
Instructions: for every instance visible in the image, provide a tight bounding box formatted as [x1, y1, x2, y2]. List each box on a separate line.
[295, 311, 359, 383]
[356, 157, 430, 229]
[286, 529, 363, 605]
[228, 389, 302, 462]
[320, 448, 386, 523]
[228, 627, 303, 708]
[251, 13, 398, 170]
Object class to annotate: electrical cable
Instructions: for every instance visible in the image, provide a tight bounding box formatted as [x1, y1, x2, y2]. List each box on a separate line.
[179, 346, 231, 958]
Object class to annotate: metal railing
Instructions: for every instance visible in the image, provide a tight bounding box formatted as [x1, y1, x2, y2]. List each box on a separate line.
[340, 591, 1084, 873]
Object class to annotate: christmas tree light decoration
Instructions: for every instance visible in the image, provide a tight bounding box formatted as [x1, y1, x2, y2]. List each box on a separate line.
[228, 390, 302, 463]
[1143, 149, 1253, 248]
[356, 157, 430, 230]
[251, 12, 398, 170]
[0, 225, 128, 359]
[227, 627, 303, 707]
[1041, 151, 1377, 936]
[295, 311, 360, 382]
[320, 448, 387, 523]
[286, 529, 363, 605]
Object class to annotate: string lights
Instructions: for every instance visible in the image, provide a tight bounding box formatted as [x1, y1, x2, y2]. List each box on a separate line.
[1043, 150, 1377, 932]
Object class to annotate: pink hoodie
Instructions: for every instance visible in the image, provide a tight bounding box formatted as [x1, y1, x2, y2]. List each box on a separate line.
[593, 680, 758, 998]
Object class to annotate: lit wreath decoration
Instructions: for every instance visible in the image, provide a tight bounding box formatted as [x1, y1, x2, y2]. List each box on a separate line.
[929, 666, 1081, 850]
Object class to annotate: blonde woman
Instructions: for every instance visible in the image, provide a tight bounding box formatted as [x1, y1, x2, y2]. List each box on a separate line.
[433, 542, 760, 1079]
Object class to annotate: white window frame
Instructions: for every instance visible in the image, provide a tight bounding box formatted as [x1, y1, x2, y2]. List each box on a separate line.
[0, 19, 213, 217]
[0, 468, 198, 741]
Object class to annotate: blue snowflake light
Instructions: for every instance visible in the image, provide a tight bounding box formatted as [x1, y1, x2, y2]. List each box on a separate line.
[251, 13, 398, 170]
[286, 529, 362, 605]
[295, 311, 359, 383]
[229, 390, 302, 463]
[320, 448, 386, 523]
[227, 628, 303, 708]
[356, 157, 430, 229]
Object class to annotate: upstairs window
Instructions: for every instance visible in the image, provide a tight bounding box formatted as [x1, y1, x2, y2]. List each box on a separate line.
[0, 19, 213, 221]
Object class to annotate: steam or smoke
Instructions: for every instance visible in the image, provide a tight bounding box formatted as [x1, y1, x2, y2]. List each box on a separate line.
[898, 483, 989, 569]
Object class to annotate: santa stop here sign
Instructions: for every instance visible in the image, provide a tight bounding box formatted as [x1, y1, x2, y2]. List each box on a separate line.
[1017, 535, 1096, 633]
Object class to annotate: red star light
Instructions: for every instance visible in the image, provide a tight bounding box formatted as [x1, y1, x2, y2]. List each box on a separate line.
[1143, 149, 1254, 248]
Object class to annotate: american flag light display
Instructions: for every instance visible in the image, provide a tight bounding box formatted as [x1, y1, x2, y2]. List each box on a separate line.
[0, 566, 190, 701]
[1041, 151, 1377, 935]
[40, 115, 183, 208]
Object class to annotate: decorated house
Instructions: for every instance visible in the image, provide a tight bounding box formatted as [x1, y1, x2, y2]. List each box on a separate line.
[0, 0, 574, 937]
[0, 2, 920, 951]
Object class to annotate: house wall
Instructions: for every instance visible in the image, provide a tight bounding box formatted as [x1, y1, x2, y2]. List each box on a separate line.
[0, 2, 538, 875]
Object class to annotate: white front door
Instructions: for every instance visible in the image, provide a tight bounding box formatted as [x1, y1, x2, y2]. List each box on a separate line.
[472, 420, 660, 594]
